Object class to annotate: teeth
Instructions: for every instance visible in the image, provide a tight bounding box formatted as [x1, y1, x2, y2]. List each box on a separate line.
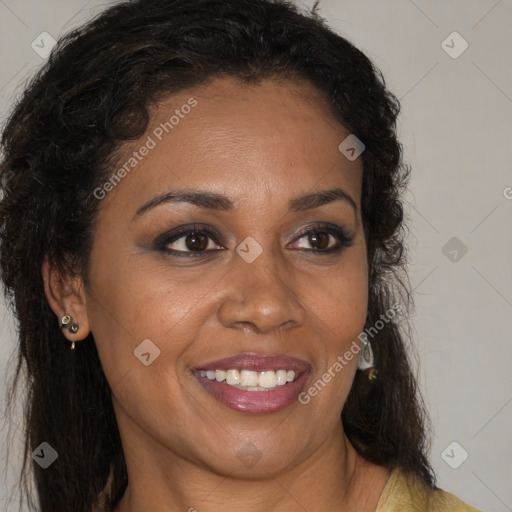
[201, 368, 297, 389]
[226, 369, 240, 385]
[258, 371, 277, 389]
[240, 370, 259, 387]
[276, 369, 287, 385]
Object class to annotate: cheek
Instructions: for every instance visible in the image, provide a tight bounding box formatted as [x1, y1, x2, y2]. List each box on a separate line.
[85, 242, 200, 387]
[313, 249, 368, 345]
[299, 249, 368, 409]
[85, 258, 211, 440]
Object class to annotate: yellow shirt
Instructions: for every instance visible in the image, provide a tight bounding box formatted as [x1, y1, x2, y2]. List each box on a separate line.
[375, 467, 483, 512]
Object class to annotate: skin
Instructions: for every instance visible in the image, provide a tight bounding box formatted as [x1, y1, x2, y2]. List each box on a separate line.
[43, 76, 390, 511]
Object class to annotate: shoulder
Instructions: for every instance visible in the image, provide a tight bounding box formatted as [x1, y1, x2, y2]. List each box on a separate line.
[375, 467, 483, 512]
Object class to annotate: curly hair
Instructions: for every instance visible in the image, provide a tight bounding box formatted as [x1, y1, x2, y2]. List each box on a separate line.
[0, 0, 435, 510]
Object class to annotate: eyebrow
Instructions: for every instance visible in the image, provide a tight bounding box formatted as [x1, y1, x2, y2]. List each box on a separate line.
[133, 186, 358, 219]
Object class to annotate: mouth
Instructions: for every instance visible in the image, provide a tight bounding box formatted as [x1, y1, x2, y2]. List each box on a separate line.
[193, 353, 311, 414]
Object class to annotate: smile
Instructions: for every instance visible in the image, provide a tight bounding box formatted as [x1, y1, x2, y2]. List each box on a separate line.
[199, 368, 298, 390]
[194, 353, 311, 414]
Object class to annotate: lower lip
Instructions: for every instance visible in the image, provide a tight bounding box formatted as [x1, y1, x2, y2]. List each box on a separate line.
[195, 371, 310, 414]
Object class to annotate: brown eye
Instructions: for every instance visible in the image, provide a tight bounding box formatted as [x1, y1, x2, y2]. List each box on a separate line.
[156, 224, 225, 257]
[182, 232, 208, 251]
[165, 230, 216, 254]
[307, 231, 330, 250]
[290, 223, 354, 254]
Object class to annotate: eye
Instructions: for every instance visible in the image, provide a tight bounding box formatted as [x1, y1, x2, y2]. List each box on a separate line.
[156, 224, 224, 257]
[155, 222, 353, 258]
[289, 223, 354, 254]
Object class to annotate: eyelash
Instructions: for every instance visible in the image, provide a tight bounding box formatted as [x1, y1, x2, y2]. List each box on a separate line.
[156, 223, 354, 258]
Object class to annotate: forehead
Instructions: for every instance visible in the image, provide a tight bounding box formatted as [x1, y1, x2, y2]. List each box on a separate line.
[102, 76, 362, 214]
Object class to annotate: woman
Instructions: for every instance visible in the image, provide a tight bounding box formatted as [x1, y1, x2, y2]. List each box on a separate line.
[0, 0, 482, 511]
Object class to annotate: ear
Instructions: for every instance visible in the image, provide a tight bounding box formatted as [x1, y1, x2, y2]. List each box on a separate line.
[42, 255, 91, 342]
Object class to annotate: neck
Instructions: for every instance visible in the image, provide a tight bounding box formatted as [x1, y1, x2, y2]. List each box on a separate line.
[113, 420, 389, 512]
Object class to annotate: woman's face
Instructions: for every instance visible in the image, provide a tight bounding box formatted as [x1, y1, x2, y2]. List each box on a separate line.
[84, 76, 368, 477]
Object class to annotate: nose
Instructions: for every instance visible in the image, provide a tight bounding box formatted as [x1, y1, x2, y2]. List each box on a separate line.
[217, 246, 306, 335]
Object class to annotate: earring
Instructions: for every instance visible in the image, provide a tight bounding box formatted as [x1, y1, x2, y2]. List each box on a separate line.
[61, 314, 79, 349]
[358, 339, 377, 381]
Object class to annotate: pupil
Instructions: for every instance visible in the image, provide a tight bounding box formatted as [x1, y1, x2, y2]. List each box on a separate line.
[310, 232, 329, 249]
[186, 232, 207, 251]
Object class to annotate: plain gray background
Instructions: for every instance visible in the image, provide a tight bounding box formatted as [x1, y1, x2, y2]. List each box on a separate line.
[1, 1, 511, 511]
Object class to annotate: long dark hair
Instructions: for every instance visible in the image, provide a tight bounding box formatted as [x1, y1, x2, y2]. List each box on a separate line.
[0, 0, 434, 510]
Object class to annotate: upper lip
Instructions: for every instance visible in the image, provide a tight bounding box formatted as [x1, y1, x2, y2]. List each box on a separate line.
[195, 353, 311, 374]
